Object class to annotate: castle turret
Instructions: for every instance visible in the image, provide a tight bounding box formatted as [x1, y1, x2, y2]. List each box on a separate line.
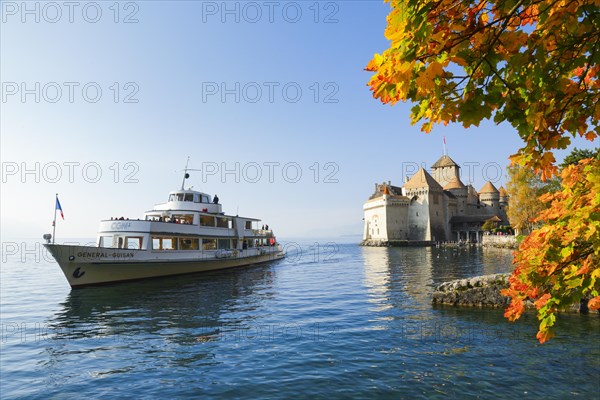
[431, 155, 461, 188]
[479, 181, 500, 208]
[498, 186, 509, 208]
[443, 178, 467, 214]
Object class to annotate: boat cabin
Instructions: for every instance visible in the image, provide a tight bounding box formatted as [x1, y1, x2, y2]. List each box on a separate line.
[95, 189, 276, 252]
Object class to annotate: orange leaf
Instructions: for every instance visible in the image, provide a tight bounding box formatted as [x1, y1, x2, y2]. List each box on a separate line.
[585, 131, 597, 141]
[536, 329, 555, 344]
[588, 296, 600, 311]
[534, 293, 551, 309]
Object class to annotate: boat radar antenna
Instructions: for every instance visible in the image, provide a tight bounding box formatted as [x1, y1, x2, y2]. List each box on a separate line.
[181, 156, 191, 190]
[179, 158, 204, 190]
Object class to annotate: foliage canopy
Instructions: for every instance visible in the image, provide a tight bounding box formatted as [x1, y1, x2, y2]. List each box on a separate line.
[366, 0, 599, 179]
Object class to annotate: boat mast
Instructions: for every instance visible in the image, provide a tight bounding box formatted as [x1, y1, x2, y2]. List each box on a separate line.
[52, 193, 58, 244]
[181, 156, 190, 190]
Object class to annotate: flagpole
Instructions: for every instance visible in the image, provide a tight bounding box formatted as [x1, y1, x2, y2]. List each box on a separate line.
[52, 193, 58, 244]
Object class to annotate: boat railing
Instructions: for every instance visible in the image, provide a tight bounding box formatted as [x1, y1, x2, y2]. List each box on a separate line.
[252, 229, 273, 236]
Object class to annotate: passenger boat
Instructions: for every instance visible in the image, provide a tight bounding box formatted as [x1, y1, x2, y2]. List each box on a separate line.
[44, 167, 284, 288]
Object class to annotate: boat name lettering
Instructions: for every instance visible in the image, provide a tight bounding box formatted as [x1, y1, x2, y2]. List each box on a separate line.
[111, 222, 132, 230]
[77, 252, 135, 258]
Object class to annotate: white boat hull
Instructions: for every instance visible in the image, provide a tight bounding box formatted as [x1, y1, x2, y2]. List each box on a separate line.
[44, 244, 284, 288]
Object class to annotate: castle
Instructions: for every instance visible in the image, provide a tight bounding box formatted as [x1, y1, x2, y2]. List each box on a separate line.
[362, 154, 509, 244]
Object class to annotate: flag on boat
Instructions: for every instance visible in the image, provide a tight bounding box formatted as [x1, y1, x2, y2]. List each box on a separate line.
[56, 196, 64, 220]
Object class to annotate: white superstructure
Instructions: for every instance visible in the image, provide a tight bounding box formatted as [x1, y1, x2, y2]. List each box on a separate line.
[44, 169, 284, 288]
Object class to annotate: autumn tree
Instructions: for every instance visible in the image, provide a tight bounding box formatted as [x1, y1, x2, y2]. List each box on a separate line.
[544, 147, 599, 192]
[560, 147, 599, 168]
[366, 0, 599, 342]
[505, 165, 552, 233]
[481, 218, 499, 231]
[366, 0, 599, 179]
[502, 158, 600, 343]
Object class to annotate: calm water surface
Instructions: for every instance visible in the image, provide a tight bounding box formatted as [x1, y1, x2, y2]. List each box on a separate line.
[1, 240, 599, 398]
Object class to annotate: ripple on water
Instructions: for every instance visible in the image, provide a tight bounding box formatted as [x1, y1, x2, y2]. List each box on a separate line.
[1, 242, 599, 398]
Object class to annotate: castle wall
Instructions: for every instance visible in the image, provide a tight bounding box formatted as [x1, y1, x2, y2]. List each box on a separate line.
[385, 203, 409, 240]
[428, 191, 449, 241]
[407, 192, 431, 241]
[363, 200, 388, 241]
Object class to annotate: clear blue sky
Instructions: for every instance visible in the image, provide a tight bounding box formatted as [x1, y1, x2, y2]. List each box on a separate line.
[1, 1, 595, 239]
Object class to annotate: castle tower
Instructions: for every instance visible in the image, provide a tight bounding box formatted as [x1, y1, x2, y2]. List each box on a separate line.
[403, 168, 448, 242]
[363, 182, 409, 242]
[479, 181, 500, 208]
[431, 155, 461, 188]
[443, 178, 468, 214]
[498, 186, 509, 208]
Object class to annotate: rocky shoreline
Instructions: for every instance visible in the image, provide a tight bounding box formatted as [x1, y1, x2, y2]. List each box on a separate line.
[432, 274, 511, 308]
[432, 273, 588, 313]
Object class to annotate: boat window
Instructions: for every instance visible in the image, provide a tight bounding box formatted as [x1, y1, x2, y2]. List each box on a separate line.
[162, 238, 177, 250]
[200, 215, 215, 227]
[99, 236, 113, 248]
[179, 238, 199, 250]
[245, 221, 252, 229]
[217, 239, 230, 249]
[169, 194, 175, 202]
[202, 195, 209, 203]
[194, 194, 201, 203]
[184, 193, 194, 202]
[125, 237, 143, 250]
[176, 193, 185, 201]
[216, 217, 230, 228]
[202, 238, 217, 250]
[172, 214, 194, 225]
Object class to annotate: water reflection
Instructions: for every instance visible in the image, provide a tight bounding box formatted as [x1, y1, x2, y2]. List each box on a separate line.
[41, 265, 277, 372]
[360, 246, 515, 331]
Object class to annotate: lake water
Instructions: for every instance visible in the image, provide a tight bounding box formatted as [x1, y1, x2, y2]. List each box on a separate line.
[1, 240, 599, 398]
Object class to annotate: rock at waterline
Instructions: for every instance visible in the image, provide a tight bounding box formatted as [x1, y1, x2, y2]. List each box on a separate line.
[432, 274, 590, 313]
[431, 273, 511, 308]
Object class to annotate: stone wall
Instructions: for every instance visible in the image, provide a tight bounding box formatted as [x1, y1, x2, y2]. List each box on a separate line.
[481, 235, 518, 249]
[360, 239, 435, 247]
